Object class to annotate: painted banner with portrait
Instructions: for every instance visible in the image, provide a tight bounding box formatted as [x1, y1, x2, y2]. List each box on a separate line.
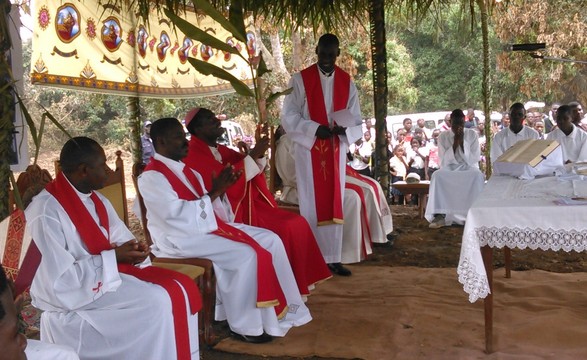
[30, 0, 257, 98]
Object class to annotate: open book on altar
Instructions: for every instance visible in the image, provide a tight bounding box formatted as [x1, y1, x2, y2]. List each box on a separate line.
[493, 139, 563, 179]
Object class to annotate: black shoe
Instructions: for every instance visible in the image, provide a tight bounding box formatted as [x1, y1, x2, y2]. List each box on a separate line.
[328, 263, 352, 276]
[230, 330, 273, 344]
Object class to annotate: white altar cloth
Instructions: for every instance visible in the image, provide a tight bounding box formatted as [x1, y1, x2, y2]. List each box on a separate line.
[458, 174, 587, 302]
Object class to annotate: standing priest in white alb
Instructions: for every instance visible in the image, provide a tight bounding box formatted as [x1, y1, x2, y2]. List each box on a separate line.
[491, 102, 540, 163]
[425, 109, 485, 228]
[26, 137, 200, 359]
[281, 33, 363, 276]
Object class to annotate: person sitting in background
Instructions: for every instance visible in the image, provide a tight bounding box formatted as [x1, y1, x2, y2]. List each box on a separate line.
[402, 118, 414, 142]
[407, 138, 428, 181]
[427, 129, 441, 179]
[568, 101, 587, 132]
[348, 138, 372, 176]
[416, 118, 431, 141]
[183, 108, 331, 287]
[491, 102, 540, 163]
[439, 113, 451, 132]
[546, 104, 587, 164]
[363, 130, 375, 152]
[534, 120, 546, 139]
[425, 109, 485, 228]
[545, 102, 560, 133]
[389, 145, 409, 205]
[27, 137, 200, 358]
[501, 113, 511, 130]
[139, 118, 311, 343]
[141, 120, 154, 164]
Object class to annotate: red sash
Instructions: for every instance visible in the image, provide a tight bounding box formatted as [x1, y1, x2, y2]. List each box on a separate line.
[45, 173, 200, 360]
[301, 64, 349, 225]
[346, 165, 382, 213]
[345, 182, 373, 258]
[185, 137, 277, 225]
[145, 158, 288, 318]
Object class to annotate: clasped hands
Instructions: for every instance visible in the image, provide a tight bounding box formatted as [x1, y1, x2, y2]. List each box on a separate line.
[114, 239, 150, 265]
[208, 164, 243, 201]
[315, 125, 346, 139]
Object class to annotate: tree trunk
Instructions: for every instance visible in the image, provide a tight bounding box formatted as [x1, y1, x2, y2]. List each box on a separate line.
[126, 96, 141, 165]
[292, 30, 303, 73]
[0, 0, 16, 219]
[477, 0, 492, 178]
[268, 31, 288, 76]
[369, 0, 389, 197]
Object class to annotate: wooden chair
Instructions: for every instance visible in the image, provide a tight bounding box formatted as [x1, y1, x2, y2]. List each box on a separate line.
[132, 163, 217, 346]
[3, 164, 52, 289]
[55, 150, 129, 226]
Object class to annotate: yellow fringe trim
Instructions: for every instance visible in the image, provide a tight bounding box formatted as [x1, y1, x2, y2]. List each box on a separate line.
[317, 217, 344, 226]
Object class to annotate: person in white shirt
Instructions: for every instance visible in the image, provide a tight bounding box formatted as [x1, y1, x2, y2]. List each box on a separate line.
[491, 102, 540, 163]
[425, 109, 485, 228]
[534, 120, 546, 139]
[348, 138, 372, 176]
[547, 104, 587, 163]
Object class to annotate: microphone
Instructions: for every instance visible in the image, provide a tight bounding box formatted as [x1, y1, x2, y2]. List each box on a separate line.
[505, 43, 546, 52]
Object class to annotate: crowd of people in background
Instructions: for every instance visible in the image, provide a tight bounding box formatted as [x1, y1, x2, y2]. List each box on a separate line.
[349, 102, 586, 204]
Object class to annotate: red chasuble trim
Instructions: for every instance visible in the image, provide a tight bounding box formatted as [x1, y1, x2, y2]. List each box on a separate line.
[346, 165, 382, 212]
[345, 182, 373, 258]
[185, 137, 278, 226]
[46, 173, 200, 360]
[144, 158, 288, 318]
[301, 64, 350, 225]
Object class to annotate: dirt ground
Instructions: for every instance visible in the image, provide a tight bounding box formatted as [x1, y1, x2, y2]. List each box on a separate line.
[194, 204, 586, 360]
[29, 147, 587, 360]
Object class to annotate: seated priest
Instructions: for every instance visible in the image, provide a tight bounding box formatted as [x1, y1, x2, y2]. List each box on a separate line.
[182, 107, 331, 291]
[26, 137, 200, 359]
[275, 129, 388, 265]
[137, 118, 311, 344]
[491, 102, 540, 163]
[425, 109, 485, 228]
[546, 104, 587, 163]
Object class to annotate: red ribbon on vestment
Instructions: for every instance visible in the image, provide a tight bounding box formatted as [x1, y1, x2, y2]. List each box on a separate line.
[345, 182, 373, 258]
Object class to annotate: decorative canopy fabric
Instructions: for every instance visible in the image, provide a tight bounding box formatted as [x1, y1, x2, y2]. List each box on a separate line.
[30, 0, 255, 98]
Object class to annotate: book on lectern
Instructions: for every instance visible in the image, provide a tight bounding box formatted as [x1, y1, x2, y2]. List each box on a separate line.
[493, 139, 563, 179]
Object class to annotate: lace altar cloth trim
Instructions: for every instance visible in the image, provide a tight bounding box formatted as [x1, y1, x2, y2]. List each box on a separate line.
[457, 259, 490, 303]
[476, 226, 587, 252]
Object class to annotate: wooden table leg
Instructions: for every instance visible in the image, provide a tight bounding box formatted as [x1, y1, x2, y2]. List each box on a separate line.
[420, 194, 428, 219]
[504, 247, 512, 278]
[481, 245, 494, 354]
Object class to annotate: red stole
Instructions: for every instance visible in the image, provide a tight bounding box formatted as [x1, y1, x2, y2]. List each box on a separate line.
[45, 173, 200, 360]
[185, 137, 277, 226]
[301, 64, 349, 225]
[144, 158, 288, 318]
